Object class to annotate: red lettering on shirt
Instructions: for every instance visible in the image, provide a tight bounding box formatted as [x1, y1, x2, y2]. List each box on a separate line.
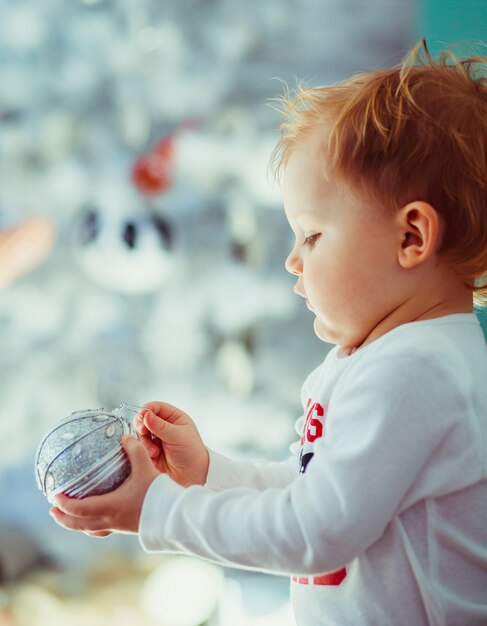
[295, 399, 347, 586]
[300, 399, 313, 444]
[301, 400, 325, 443]
[292, 568, 347, 586]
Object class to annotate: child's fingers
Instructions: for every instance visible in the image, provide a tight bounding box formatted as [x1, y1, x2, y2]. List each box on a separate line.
[141, 402, 188, 425]
[49, 506, 110, 532]
[139, 432, 161, 458]
[142, 410, 186, 445]
[133, 415, 161, 456]
[53, 493, 110, 518]
[135, 417, 164, 457]
[121, 434, 160, 471]
[134, 413, 149, 436]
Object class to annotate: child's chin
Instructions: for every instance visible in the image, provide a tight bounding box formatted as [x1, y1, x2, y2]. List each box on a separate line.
[313, 317, 343, 345]
[313, 318, 336, 345]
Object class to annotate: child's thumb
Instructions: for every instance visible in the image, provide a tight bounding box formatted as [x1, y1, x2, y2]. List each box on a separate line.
[121, 435, 151, 468]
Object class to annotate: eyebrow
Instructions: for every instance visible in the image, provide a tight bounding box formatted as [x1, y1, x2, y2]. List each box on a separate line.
[293, 209, 326, 224]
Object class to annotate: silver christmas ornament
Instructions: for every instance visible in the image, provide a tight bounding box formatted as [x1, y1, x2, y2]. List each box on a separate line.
[35, 403, 140, 503]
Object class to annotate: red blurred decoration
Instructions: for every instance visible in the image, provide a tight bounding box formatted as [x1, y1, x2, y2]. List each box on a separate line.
[131, 135, 174, 195]
[131, 118, 199, 196]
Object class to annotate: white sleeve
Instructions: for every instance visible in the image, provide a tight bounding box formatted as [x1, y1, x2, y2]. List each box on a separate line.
[205, 448, 298, 491]
[139, 349, 479, 575]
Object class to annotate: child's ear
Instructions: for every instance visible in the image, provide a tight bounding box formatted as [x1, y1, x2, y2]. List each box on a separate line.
[396, 201, 441, 269]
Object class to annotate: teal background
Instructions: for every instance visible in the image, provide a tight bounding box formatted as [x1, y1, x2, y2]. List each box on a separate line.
[475, 307, 487, 341]
[419, 0, 487, 340]
[417, 0, 487, 58]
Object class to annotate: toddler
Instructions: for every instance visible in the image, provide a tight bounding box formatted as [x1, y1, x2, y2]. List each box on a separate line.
[51, 40, 487, 625]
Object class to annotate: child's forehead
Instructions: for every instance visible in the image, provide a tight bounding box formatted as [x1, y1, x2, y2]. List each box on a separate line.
[292, 127, 330, 161]
[284, 129, 336, 189]
[284, 140, 350, 203]
[283, 152, 384, 227]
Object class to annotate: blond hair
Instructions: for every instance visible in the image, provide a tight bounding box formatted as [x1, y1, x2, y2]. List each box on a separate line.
[270, 40, 487, 306]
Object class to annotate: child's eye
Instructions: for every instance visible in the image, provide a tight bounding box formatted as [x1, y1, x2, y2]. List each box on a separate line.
[304, 233, 321, 247]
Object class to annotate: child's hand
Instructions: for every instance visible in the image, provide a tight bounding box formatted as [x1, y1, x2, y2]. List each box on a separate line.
[134, 401, 209, 487]
[49, 435, 159, 536]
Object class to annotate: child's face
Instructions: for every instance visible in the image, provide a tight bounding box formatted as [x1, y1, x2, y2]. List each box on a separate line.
[283, 129, 403, 351]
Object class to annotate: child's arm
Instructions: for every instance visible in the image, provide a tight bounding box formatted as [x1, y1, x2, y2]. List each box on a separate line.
[51, 345, 479, 576]
[49, 428, 295, 537]
[135, 348, 478, 575]
[204, 449, 298, 491]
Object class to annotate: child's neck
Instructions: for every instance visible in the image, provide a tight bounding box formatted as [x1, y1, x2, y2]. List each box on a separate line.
[342, 284, 473, 356]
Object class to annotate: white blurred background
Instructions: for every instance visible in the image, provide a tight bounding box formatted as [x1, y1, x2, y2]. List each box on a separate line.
[4, 0, 480, 624]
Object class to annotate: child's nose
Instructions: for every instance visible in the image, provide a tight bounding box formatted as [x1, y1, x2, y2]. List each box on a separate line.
[285, 249, 302, 275]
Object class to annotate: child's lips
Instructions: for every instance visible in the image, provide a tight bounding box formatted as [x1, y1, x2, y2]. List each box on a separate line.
[292, 286, 314, 312]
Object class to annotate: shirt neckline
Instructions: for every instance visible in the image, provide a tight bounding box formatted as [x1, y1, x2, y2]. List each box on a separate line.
[333, 312, 478, 361]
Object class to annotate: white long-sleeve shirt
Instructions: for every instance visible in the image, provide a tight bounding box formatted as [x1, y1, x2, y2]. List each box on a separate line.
[139, 313, 487, 625]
